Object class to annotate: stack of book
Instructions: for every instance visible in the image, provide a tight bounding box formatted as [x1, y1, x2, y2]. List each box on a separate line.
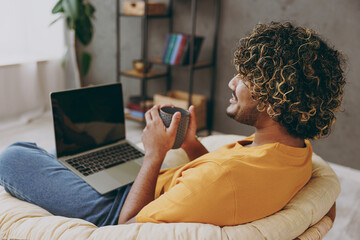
[161, 33, 204, 65]
[126, 96, 153, 119]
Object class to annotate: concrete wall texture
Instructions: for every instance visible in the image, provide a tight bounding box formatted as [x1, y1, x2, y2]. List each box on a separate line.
[82, 0, 360, 169]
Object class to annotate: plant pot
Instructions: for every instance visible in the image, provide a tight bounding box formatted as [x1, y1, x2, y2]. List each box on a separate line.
[64, 30, 81, 88]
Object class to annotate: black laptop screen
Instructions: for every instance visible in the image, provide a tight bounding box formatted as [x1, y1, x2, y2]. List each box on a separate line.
[51, 83, 125, 158]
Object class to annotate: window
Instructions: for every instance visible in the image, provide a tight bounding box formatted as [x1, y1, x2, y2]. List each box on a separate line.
[0, 0, 64, 65]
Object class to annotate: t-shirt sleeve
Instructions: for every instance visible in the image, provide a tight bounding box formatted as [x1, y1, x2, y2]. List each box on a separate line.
[135, 162, 235, 226]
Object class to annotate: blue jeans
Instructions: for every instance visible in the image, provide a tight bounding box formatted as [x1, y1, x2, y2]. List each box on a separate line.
[0, 142, 132, 227]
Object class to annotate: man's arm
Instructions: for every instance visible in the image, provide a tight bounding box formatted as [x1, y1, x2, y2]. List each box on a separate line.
[118, 105, 181, 224]
[118, 151, 166, 224]
[181, 138, 208, 161]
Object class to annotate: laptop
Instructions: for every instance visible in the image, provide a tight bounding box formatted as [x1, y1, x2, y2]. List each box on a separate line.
[50, 83, 147, 195]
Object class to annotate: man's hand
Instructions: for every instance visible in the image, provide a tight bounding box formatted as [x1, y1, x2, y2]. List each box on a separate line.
[141, 105, 181, 159]
[181, 105, 197, 148]
[181, 105, 209, 161]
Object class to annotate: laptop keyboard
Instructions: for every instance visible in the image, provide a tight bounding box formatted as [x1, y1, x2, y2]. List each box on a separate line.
[66, 143, 144, 176]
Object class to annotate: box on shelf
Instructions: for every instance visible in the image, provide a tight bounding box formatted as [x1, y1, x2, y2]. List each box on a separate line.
[154, 90, 207, 130]
[123, 1, 166, 16]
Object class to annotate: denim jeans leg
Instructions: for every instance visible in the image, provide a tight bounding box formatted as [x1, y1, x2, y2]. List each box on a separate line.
[0, 142, 130, 226]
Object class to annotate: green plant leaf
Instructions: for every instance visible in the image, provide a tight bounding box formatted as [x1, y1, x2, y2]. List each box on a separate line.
[77, 1, 86, 17]
[85, 4, 96, 18]
[50, 0, 95, 77]
[52, 0, 64, 14]
[49, 15, 64, 26]
[80, 52, 92, 76]
[75, 16, 93, 45]
[62, 0, 79, 20]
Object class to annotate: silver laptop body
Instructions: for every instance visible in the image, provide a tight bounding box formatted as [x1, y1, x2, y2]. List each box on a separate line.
[50, 83, 144, 195]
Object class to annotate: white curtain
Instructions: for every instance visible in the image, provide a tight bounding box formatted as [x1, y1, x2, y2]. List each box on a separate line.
[0, 0, 64, 62]
[0, 60, 65, 130]
[0, 0, 65, 129]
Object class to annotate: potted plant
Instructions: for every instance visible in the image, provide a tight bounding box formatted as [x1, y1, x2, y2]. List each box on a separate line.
[51, 0, 95, 87]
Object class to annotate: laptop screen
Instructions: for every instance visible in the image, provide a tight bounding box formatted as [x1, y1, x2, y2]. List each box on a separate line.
[51, 83, 125, 158]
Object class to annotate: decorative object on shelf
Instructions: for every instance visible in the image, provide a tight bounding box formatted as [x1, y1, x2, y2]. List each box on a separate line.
[154, 90, 207, 130]
[133, 59, 152, 73]
[51, 0, 96, 87]
[123, 1, 166, 16]
[161, 33, 203, 65]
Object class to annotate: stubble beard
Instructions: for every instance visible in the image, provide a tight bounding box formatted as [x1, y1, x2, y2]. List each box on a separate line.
[226, 104, 260, 126]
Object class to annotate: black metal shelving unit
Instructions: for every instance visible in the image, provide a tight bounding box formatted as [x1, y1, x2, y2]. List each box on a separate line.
[116, 0, 220, 133]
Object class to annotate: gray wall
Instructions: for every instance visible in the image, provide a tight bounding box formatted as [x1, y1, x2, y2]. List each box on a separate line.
[82, 0, 360, 169]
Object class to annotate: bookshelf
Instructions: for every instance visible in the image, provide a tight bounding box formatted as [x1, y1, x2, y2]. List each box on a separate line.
[116, 0, 220, 133]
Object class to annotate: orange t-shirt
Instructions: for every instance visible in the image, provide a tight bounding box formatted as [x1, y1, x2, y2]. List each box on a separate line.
[136, 135, 312, 226]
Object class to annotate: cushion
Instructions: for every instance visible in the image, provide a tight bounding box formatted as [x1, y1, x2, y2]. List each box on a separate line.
[0, 135, 340, 240]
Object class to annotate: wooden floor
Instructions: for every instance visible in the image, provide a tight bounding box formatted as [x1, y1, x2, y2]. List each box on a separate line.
[0, 112, 359, 239]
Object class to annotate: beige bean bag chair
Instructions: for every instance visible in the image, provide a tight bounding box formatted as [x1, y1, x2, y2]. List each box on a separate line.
[0, 135, 340, 240]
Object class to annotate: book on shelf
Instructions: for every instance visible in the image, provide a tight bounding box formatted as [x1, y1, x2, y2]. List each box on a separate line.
[169, 34, 183, 65]
[126, 96, 153, 118]
[174, 35, 187, 65]
[164, 33, 177, 64]
[129, 110, 145, 118]
[161, 34, 171, 62]
[161, 33, 204, 66]
[128, 96, 153, 106]
[180, 36, 204, 65]
[126, 102, 152, 112]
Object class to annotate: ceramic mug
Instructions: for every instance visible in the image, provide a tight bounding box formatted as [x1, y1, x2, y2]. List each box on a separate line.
[159, 106, 190, 149]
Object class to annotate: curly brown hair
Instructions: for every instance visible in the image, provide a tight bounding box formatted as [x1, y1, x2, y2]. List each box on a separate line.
[234, 22, 346, 139]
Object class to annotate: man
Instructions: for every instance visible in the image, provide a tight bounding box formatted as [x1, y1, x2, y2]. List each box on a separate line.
[0, 22, 346, 227]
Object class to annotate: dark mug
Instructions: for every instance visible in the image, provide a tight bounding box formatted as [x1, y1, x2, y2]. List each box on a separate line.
[159, 106, 190, 149]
